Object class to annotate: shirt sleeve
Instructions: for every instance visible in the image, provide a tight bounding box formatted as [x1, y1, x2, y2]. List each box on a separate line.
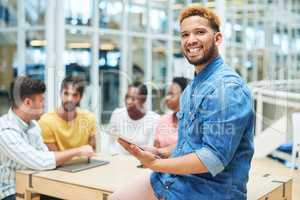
[38, 116, 56, 143]
[195, 81, 253, 177]
[32, 121, 51, 151]
[106, 110, 119, 154]
[148, 113, 160, 146]
[154, 117, 164, 147]
[0, 128, 56, 170]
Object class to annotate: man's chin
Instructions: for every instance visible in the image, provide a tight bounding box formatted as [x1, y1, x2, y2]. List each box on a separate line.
[127, 107, 143, 114]
[187, 57, 206, 65]
[63, 107, 77, 112]
[33, 113, 43, 121]
[35, 116, 41, 121]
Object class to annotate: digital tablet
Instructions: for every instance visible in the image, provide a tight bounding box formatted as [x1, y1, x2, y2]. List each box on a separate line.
[105, 131, 145, 151]
[57, 158, 110, 173]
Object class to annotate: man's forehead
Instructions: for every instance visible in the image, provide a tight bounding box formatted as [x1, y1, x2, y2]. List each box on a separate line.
[127, 87, 140, 95]
[62, 84, 79, 94]
[180, 15, 211, 30]
[31, 93, 44, 99]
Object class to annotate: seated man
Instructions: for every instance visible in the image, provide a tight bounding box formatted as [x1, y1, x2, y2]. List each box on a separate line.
[106, 82, 159, 155]
[0, 77, 94, 200]
[39, 76, 97, 151]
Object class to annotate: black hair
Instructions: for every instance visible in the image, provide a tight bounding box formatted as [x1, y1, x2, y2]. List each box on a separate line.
[61, 75, 85, 97]
[172, 77, 190, 92]
[128, 81, 148, 101]
[9, 76, 46, 108]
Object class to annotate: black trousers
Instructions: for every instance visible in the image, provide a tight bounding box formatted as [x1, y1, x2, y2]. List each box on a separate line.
[2, 194, 15, 200]
[3, 194, 61, 200]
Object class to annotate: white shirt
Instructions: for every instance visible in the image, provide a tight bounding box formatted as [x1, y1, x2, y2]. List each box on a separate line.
[0, 109, 56, 199]
[106, 108, 159, 155]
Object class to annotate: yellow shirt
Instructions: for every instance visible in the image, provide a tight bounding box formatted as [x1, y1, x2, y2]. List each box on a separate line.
[38, 108, 97, 151]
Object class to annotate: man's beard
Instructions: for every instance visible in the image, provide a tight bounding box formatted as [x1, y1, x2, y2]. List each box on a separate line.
[184, 42, 217, 66]
[32, 110, 43, 121]
[63, 102, 79, 112]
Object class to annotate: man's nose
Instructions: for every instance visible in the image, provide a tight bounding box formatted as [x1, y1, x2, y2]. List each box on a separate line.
[126, 98, 133, 105]
[187, 33, 198, 45]
[66, 94, 73, 101]
[165, 95, 171, 101]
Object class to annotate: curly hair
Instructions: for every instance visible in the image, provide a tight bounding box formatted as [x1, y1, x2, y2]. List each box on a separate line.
[128, 81, 148, 103]
[178, 5, 221, 32]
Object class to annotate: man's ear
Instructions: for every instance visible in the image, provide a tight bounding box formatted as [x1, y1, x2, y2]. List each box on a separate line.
[23, 97, 32, 107]
[214, 32, 223, 46]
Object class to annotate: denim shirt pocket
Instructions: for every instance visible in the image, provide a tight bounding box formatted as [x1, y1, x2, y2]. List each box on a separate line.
[187, 114, 205, 144]
[187, 87, 214, 128]
[186, 88, 216, 144]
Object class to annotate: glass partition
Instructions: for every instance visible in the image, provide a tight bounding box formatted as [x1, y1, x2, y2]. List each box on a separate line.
[25, 0, 47, 26]
[0, 31, 17, 115]
[0, 0, 17, 28]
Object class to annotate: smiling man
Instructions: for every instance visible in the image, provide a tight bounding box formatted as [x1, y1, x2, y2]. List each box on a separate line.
[110, 5, 254, 200]
[39, 76, 97, 151]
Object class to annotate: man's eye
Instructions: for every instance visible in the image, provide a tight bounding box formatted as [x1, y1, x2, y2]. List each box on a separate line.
[196, 30, 205, 34]
[181, 33, 188, 38]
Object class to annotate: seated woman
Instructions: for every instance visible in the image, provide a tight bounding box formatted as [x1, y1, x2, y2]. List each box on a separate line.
[154, 77, 189, 148]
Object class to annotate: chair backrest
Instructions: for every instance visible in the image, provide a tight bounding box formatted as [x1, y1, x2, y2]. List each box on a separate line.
[292, 112, 300, 144]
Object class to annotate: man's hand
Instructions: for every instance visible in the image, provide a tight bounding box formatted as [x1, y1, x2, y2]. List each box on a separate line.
[54, 145, 95, 166]
[118, 139, 159, 169]
[78, 145, 94, 157]
[140, 146, 161, 156]
[118, 139, 208, 174]
[142, 144, 175, 159]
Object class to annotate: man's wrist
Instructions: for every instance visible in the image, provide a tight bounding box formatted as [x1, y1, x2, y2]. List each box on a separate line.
[76, 147, 83, 156]
[157, 147, 170, 158]
[150, 157, 163, 171]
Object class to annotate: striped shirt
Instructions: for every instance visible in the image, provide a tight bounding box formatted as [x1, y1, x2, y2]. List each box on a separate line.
[0, 108, 56, 199]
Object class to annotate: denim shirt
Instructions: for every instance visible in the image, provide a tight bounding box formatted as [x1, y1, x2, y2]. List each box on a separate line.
[150, 56, 254, 200]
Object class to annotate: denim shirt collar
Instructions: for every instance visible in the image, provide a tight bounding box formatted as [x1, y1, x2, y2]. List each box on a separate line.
[193, 56, 224, 85]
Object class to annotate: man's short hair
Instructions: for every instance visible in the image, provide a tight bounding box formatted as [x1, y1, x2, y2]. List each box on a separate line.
[179, 5, 221, 32]
[9, 76, 46, 108]
[128, 82, 148, 102]
[61, 75, 85, 97]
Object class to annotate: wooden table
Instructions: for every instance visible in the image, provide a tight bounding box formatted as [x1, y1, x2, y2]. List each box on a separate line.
[248, 158, 293, 200]
[16, 155, 293, 200]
